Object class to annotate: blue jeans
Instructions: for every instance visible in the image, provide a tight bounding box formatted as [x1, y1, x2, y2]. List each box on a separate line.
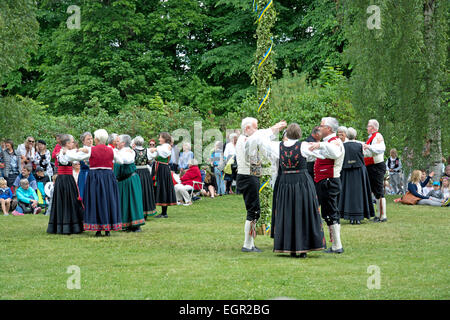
[214, 167, 225, 195]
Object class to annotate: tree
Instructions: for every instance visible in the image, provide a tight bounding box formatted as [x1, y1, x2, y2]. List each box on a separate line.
[342, 0, 448, 175]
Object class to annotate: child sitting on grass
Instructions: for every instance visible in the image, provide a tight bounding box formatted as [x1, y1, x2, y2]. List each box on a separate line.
[0, 178, 13, 216]
[12, 178, 41, 215]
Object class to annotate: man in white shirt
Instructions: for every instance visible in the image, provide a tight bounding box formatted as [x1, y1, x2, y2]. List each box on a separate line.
[363, 119, 387, 222]
[307, 117, 345, 254]
[236, 117, 286, 253]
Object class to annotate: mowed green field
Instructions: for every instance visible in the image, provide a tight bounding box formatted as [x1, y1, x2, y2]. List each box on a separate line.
[0, 195, 448, 300]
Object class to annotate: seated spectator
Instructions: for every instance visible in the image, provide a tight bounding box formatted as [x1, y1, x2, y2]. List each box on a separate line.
[422, 180, 433, 196]
[33, 140, 53, 178]
[201, 169, 217, 198]
[17, 137, 36, 169]
[2, 139, 20, 188]
[178, 142, 194, 174]
[407, 170, 446, 207]
[12, 178, 41, 215]
[34, 166, 50, 185]
[175, 159, 202, 206]
[441, 177, 449, 200]
[427, 181, 444, 200]
[13, 165, 37, 192]
[0, 178, 13, 215]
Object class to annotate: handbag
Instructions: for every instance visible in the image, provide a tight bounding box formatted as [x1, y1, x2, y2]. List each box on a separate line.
[400, 191, 421, 205]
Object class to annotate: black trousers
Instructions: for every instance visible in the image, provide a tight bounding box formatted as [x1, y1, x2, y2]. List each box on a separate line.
[315, 178, 341, 226]
[366, 162, 386, 199]
[236, 174, 260, 221]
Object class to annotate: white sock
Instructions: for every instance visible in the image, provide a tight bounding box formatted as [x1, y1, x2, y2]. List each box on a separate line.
[375, 199, 381, 218]
[243, 220, 253, 249]
[380, 198, 387, 220]
[331, 224, 343, 251]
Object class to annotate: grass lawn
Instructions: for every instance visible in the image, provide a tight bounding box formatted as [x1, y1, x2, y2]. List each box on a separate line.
[0, 195, 448, 300]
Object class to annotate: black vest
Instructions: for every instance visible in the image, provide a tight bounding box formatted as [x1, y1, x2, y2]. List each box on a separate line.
[342, 142, 365, 169]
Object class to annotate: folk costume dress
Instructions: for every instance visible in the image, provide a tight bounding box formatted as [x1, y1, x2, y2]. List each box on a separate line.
[114, 148, 145, 231]
[150, 144, 177, 207]
[46, 150, 84, 234]
[77, 146, 90, 203]
[134, 146, 157, 218]
[248, 136, 326, 254]
[65, 144, 122, 232]
[338, 141, 375, 223]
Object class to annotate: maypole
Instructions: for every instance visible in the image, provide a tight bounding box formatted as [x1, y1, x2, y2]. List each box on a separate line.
[251, 0, 276, 235]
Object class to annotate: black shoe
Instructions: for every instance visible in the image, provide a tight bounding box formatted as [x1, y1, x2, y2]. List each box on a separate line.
[132, 227, 142, 232]
[290, 253, 297, 258]
[95, 231, 102, 237]
[380, 218, 387, 222]
[355, 220, 361, 225]
[324, 247, 344, 254]
[350, 220, 354, 225]
[299, 253, 307, 258]
[241, 246, 262, 253]
[105, 231, 110, 237]
[155, 214, 168, 219]
[372, 217, 380, 222]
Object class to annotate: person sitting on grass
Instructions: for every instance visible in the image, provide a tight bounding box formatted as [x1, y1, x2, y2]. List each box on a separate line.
[0, 178, 13, 216]
[441, 177, 449, 200]
[12, 178, 41, 215]
[426, 181, 444, 200]
[13, 165, 37, 192]
[201, 169, 217, 198]
[407, 170, 447, 207]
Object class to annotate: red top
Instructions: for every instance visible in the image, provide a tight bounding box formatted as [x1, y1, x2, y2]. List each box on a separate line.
[180, 165, 202, 190]
[314, 136, 339, 183]
[89, 145, 114, 169]
[52, 144, 62, 167]
[364, 132, 378, 166]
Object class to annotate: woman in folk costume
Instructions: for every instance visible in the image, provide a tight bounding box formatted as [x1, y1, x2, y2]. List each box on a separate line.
[64, 129, 123, 237]
[133, 136, 157, 219]
[149, 132, 177, 218]
[46, 134, 84, 235]
[338, 128, 375, 224]
[247, 123, 326, 258]
[114, 135, 145, 232]
[77, 132, 93, 203]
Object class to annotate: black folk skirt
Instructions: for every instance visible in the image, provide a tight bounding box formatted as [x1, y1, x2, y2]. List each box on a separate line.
[151, 162, 177, 206]
[136, 166, 157, 217]
[339, 166, 375, 221]
[47, 174, 84, 234]
[272, 170, 326, 254]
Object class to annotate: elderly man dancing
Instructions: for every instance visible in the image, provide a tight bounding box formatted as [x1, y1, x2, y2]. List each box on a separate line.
[307, 117, 345, 254]
[363, 119, 387, 222]
[236, 117, 286, 253]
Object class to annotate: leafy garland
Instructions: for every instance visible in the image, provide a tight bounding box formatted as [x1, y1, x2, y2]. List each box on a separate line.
[251, 0, 276, 233]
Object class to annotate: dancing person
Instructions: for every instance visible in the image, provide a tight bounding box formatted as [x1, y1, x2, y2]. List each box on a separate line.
[338, 128, 375, 224]
[363, 119, 387, 222]
[386, 148, 403, 194]
[304, 126, 322, 181]
[307, 117, 345, 254]
[149, 132, 177, 218]
[236, 117, 286, 253]
[77, 132, 93, 202]
[64, 129, 122, 236]
[249, 123, 326, 258]
[51, 134, 62, 167]
[46, 134, 84, 234]
[133, 136, 157, 219]
[337, 126, 348, 143]
[115, 135, 145, 232]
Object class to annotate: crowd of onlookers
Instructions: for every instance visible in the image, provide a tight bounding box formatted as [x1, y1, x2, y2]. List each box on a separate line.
[0, 133, 241, 215]
[1, 129, 448, 215]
